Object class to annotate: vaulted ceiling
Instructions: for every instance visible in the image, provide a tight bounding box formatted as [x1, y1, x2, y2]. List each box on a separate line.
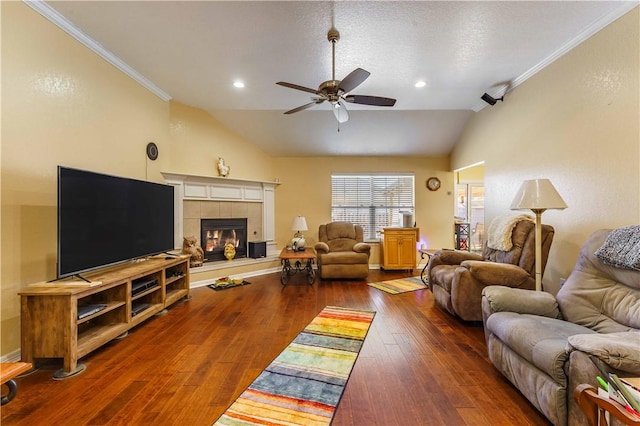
[39, 1, 637, 156]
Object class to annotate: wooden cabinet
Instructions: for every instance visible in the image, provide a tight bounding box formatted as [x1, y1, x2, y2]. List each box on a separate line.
[380, 228, 419, 271]
[19, 256, 190, 379]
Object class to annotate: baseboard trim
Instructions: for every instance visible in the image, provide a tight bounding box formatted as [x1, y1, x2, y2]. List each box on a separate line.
[1, 349, 22, 363]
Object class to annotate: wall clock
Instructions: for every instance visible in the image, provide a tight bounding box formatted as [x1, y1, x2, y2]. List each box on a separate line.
[146, 142, 158, 161]
[426, 177, 441, 191]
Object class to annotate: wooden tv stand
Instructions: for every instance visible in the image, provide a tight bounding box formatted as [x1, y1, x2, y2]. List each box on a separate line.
[19, 256, 190, 379]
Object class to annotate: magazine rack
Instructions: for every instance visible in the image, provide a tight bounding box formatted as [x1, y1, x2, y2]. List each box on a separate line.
[574, 384, 640, 426]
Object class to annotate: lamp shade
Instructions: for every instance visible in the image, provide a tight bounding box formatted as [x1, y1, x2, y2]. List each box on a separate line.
[510, 179, 568, 211]
[291, 216, 308, 232]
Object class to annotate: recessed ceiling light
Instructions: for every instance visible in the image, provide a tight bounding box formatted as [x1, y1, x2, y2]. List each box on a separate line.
[233, 81, 245, 88]
[415, 81, 427, 88]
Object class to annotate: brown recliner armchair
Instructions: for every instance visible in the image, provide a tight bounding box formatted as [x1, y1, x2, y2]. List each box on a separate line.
[314, 222, 371, 279]
[428, 217, 554, 321]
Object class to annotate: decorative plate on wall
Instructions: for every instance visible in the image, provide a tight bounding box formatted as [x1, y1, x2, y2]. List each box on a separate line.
[146, 142, 158, 160]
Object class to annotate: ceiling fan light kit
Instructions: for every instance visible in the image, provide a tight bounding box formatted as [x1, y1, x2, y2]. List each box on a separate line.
[277, 28, 397, 123]
[481, 93, 504, 106]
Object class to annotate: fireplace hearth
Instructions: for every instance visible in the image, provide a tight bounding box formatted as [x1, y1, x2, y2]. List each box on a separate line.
[201, 218, 247, 262]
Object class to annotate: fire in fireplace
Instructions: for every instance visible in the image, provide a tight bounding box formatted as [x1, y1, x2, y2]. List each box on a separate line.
[201, 218, 247, 262]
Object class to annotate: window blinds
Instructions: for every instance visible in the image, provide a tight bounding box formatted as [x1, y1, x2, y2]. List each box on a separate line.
[331, 173, 415, 240]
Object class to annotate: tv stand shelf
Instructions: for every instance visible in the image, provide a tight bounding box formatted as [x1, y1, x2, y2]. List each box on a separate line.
[19, 256, 190, 379]
[77, 301, 124, 325]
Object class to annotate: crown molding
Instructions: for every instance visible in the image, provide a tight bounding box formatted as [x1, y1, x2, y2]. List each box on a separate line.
[472, 2, 639, 112]
[24, 0, 172, 102]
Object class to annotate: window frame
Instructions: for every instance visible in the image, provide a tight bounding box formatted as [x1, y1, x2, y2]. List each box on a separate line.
[330, 172, 415, 242]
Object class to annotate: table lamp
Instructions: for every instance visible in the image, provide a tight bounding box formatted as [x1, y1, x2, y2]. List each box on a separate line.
[510, 179, 567, 291]
[290, 216, 308, 251]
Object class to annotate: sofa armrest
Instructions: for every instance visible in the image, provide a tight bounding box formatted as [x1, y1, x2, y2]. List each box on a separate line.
[428, 249, 484, 270]
[353, 242, 371, 255]
[314, 242, 330, 254]
[482, 285, 561, 318]
[568, 332, 640, 374]
[461, 260, 531, 288]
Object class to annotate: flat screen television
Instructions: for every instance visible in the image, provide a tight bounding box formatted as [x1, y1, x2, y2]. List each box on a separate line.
[57, 166, 175, 279]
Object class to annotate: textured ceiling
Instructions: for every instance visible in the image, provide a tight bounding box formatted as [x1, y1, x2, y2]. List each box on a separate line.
[42, 1, 637, 156]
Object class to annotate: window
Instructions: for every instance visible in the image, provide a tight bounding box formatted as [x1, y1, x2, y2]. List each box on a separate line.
[331, 173, 415, 241]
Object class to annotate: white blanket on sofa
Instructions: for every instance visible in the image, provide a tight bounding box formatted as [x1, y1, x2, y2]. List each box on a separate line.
[487, 213, 534, 251]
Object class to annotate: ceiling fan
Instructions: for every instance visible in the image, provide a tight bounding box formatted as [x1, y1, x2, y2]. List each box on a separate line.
[277, 28, 397, 123]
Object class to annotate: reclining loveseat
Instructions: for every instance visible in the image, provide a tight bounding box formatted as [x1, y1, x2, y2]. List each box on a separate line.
[482, 227, 640, 425]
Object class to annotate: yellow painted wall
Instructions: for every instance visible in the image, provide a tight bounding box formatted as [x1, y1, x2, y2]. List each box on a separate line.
[451, 7, 640, 294]
[168, 101, 275, 181]
[1, 2, 172, 356]
[0, 3, 279, 358]
[457, 164, 484, 183]
[271, 156, 454, 258]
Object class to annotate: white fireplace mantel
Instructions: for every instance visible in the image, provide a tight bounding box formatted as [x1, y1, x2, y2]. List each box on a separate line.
[161, 171, 279, 251]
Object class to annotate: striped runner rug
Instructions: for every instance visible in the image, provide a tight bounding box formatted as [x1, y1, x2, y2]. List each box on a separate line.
[214, 306, 376, 426]
[368, 276, 427, 294]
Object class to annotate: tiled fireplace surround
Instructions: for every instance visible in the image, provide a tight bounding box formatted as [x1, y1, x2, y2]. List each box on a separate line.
[161, 172, 278, 271]
[183, 199, 262, 253]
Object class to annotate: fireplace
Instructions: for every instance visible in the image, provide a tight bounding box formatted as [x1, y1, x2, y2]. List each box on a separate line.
[201, 218, 247, 262]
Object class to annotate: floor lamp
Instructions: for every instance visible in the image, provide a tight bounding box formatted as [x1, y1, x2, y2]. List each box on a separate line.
[510, 179, 567, 291]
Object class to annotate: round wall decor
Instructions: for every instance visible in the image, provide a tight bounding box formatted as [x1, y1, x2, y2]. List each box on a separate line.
[146, 142, 158, 160]
[426, 177, 441, 191]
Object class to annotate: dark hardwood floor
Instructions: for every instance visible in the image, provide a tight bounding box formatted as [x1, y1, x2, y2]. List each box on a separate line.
[1, 270, 550, 425]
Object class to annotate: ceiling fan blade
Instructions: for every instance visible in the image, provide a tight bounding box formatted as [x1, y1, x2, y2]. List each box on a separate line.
[332, 101, 349, 123]
[276, 82, 319, 95]
[338, 68, 370, 93]
[345, 95, 396, 107]
[284, 101, 322, 115]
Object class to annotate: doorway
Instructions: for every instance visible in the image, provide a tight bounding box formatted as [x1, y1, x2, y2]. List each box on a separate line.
[454, 163, 484, 253]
